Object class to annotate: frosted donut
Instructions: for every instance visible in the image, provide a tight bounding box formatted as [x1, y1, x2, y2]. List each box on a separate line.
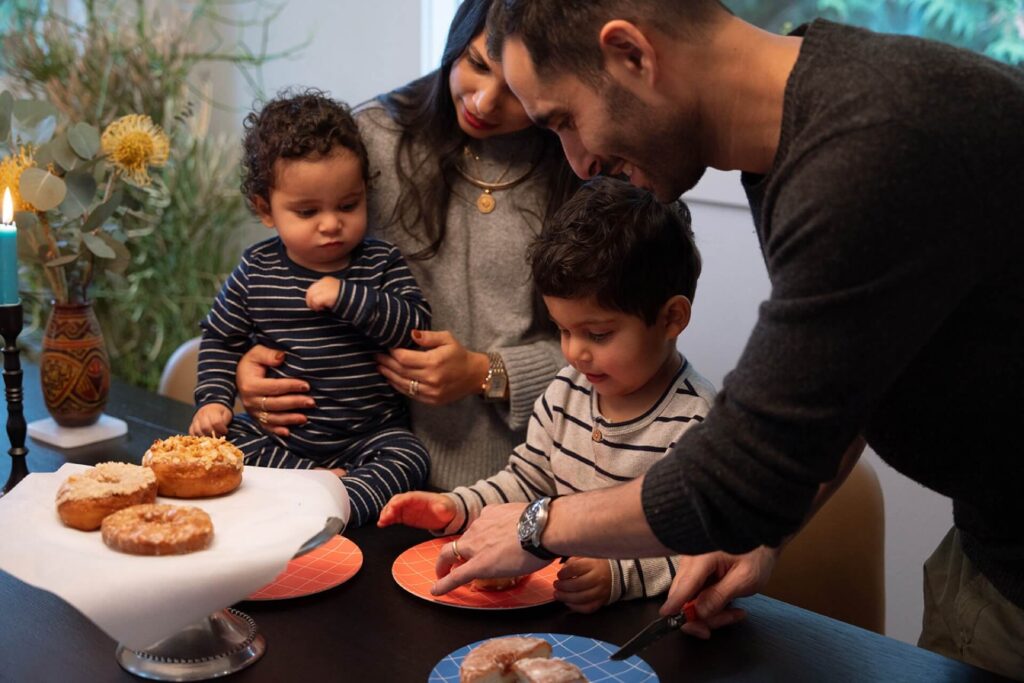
[511, 657, 588, 682]
[142, 435, 243, 498]
[101, 503, 213, 555]
[55, 462, 158, 531]
[460, 636, 552, 683]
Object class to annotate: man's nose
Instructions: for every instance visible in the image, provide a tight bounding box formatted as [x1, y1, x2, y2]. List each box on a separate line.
[560, 135, 602, 179]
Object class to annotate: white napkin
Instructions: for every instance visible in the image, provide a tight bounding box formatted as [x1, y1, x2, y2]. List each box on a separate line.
[0, 463, 349, 649]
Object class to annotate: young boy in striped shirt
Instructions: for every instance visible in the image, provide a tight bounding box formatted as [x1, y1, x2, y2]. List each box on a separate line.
[379, 177, 714, 611]
[190, 89, 431, 528]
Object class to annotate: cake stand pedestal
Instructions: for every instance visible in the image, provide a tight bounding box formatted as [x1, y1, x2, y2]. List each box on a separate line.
[115, 516, 345, 680]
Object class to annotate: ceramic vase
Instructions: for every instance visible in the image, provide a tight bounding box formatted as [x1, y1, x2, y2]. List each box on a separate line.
[39, 302, 110, 427]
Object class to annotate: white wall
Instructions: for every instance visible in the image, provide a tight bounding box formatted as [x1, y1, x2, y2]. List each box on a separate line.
[218, 0, 954, 646]
[682, 172, 954, 644]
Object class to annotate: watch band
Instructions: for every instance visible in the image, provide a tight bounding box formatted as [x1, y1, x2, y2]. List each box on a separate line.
[481, 351, 509, 402]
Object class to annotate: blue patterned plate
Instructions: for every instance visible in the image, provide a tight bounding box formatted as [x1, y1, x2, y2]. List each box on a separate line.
[429, 632, 658, 682]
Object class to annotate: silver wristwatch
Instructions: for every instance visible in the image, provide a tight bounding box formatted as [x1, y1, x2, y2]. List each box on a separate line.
[517, 496, 561, 560]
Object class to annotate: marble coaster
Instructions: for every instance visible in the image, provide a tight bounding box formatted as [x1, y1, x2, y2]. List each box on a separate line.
[27, 414, 128, 448]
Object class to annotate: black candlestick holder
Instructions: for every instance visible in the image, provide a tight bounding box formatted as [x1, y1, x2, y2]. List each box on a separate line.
[0, 301, 28, 496]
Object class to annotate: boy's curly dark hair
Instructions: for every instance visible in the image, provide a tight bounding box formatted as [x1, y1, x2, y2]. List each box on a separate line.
[529, 177, 701, 325]
[241, 88, 369, 213]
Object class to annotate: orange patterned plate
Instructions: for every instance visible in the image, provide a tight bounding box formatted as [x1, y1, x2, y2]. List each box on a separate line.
[248, 535, 363, 600]
[392, 536, 559, 609]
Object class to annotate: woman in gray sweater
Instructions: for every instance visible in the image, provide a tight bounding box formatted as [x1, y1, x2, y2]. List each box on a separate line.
[234, 0, 580, 491]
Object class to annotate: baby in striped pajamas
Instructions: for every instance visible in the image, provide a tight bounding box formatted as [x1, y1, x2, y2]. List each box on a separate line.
[190, 90, 431, 528]
[380, 177, 714, 612]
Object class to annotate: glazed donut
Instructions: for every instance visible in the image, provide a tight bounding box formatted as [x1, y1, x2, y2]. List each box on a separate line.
[471, 575, 523, 592]
[101, 503, 214, 555]
[142, 435, 244, 498]
[55, 462, 158, 531]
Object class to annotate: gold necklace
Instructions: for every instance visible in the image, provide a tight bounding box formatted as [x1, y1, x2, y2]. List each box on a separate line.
[456, 146, 539, 214]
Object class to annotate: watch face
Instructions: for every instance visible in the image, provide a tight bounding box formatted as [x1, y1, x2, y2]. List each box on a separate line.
[518, 500, 539, 543]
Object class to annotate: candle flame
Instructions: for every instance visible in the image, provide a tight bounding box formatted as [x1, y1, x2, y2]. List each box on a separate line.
[1, 188, 11, 224]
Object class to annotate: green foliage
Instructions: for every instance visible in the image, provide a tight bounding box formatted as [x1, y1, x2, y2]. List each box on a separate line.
[1, 0, 297, 390]
[725, 0, 1024, 65]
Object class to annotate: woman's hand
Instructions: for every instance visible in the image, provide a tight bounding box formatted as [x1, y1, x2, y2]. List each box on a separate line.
[376, 330, 489, 406]
[236, 345, 315, 437]
[378, 491, 457, 531]
[553, 557, 612, 614]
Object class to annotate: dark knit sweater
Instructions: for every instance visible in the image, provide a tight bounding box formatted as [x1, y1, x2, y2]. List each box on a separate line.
[642, 20, 1024, 607]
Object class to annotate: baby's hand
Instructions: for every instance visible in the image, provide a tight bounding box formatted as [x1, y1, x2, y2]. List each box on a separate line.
[378, 491, 456, 531]
[306, 277, 342, 311]
[189, 404, 233, 437]
[553, 557, 612, 614]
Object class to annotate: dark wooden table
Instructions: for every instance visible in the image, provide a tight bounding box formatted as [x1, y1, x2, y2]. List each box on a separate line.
[0, 365, 1008, 682]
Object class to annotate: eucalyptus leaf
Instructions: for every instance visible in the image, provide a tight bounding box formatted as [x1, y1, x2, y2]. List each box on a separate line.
[46, 253, 79, 267]
[33, 142, 56, 169]
[60, 172, 98, 220]
[20, 167, 67, 211]
[50, 133, 82, 172]
[16, 228, 36, 262]
[95, 232, 131, 274]
[11, 100, 58, 146]
[13, 211, 38, 231]
[83, 232, 116, 259]
[68, 123, 101, 159]
[0, 91, 13, 144]
[83, 188, 122, 232]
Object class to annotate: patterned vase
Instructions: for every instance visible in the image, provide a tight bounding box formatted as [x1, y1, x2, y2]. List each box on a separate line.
[40, 302, 110, 427]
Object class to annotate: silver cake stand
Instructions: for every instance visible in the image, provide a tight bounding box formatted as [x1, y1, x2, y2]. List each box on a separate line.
[115, 516, 346, 681]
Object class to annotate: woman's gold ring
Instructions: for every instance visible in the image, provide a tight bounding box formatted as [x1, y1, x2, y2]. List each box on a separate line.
[452, 539, 464, 562]
[257, 410, 269, 424]
[260, 395, 268, 412]
[409, 379, 419, 397]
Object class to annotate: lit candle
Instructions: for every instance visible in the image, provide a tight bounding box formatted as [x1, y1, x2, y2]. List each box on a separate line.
[0, 188, 19, 305]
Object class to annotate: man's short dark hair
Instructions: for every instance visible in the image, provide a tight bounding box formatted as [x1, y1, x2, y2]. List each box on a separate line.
[529, 177, 701, 325]
[487, 0, 724, 83]
[241, 88, 368, 214]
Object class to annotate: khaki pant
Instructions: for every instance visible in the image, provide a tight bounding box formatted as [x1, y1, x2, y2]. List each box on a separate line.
[919, 527, 1024, 681]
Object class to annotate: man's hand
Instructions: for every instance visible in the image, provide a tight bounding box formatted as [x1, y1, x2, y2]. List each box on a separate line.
[660, 546, 779, 639]
[431, 503, 551, 595]
[378, 491, 457, 531]
[306, 277, 342, 312]
[190, 404, 233, 437]
[553, 557, 612, 613]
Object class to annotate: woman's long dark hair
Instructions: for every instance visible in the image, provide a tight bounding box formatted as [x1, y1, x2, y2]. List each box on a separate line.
[377, 0, 580, 260]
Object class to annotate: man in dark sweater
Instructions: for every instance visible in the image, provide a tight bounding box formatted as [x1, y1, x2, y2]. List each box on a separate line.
[429, 1, 1024, 677]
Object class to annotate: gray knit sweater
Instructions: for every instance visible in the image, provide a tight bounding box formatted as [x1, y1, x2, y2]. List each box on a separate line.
[356, 104, 564, 490]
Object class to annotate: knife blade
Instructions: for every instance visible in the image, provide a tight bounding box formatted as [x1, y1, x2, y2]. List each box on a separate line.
[609, 601, 698, 661]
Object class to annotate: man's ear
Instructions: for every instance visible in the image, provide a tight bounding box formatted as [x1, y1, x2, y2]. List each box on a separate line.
[598, 20, 659, 90]
[660, 295, 692, 338]
[253, 195, 275, 229]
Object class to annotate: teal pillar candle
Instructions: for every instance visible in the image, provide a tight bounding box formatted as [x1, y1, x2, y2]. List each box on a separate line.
[0, 188, 18, 305]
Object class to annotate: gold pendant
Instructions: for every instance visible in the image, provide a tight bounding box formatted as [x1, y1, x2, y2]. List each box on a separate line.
[477, 191, 496, 214]
[592, 428, 603, 442]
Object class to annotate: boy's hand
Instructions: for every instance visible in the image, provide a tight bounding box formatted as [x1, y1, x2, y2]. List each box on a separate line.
[378, 491, 456, 531]
[190, 404, 233, 437]
[553, 557, 612, 614]
[306, 277, 342, 311]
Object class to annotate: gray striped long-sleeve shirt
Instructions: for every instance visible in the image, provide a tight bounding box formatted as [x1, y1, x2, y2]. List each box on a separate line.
[442, 359, 715, 604]
[196, 236, 431, 452]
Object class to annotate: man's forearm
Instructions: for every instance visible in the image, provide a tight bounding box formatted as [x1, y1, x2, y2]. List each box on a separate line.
[540, 478, 675, 558]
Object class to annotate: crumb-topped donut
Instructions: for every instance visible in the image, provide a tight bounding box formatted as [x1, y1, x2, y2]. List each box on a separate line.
[101, 503, 214, 555]
[142, 435, 243, 498]
[471, 575, 523, 592]
[55, 462, 158, 531]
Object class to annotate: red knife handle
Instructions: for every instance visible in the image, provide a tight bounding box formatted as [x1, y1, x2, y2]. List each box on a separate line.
[683, 600, 699, 623]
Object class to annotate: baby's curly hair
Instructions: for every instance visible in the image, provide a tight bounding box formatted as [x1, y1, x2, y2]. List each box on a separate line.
[240, 88, 369, 213]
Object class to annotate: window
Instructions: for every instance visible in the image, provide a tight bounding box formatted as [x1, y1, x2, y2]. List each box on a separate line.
[421, 0, 462, 74]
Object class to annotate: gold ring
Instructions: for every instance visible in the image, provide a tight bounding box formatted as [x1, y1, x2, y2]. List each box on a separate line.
[260, 395, 268, 412]
[409, 379, 419, 397]
[452, 539, 464, 562]
[257, 410, 269, 424]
